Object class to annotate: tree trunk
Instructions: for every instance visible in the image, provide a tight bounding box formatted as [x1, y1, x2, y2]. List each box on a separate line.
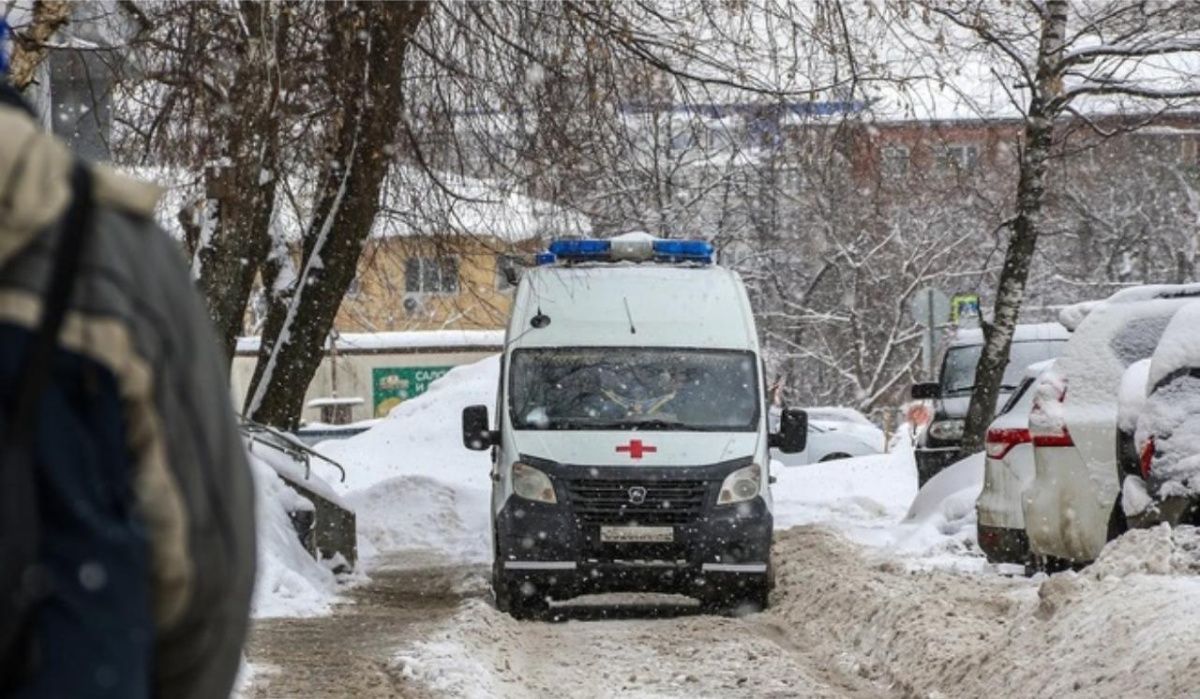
[961, 1, 1067, 455]
[244, 1, 429, 429]
[9, 1, 71, 91]
[192, 2, 288, 365]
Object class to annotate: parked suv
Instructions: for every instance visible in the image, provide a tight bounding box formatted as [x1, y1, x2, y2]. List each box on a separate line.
[1125, 301, 1200, 529]
[911, 323, 1068, 485]
[976, 360, 1054, 565]
[1024, 285, 1198, 568]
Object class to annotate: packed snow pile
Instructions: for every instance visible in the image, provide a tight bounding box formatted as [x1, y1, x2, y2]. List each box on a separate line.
[1088, 524, 1200, 578]
[889, 452, 985, 568]
[771, 450, 916, 543]
[247, 451, 340, 618]
[394, 595, 881, 698]
[344, 476, 490, 563]
[773, 443, 988, 569]
[769, 525, 1200, 698]
[317, 355, 499, 564]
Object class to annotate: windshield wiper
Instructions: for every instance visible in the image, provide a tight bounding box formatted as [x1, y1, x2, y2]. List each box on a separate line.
[619, 418, 689, 430]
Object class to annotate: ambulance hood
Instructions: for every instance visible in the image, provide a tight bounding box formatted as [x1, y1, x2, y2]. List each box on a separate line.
[509, 430, 764, 468]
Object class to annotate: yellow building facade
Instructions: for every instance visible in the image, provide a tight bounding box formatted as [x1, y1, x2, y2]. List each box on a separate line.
[334, 234, 538, 333]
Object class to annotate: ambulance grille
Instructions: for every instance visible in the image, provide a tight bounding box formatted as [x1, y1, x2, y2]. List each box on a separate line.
[567, 479, 709, 526]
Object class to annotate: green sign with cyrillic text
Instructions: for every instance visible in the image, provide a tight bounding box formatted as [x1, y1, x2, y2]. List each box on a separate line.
[372, 366, 452, 417]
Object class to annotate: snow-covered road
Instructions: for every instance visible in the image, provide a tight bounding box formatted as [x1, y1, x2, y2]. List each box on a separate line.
[243, 523, 1200, 698]
[240, 357, 1200, 698]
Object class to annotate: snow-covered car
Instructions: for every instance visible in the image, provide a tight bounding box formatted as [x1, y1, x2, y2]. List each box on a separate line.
[976, 359, 1054, 565]
[910, 323, 1069, 485]
[771, 407, 884, 466]
[1114, 358, 1153, 513]
[1024, 285, 1199, 568]
[1125, 301, 1200, 529]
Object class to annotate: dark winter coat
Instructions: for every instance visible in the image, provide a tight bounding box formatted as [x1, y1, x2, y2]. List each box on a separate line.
[0, 100, 256, 698]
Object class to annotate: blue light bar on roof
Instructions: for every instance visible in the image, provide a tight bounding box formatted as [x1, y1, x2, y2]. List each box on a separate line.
[549, 239, 612, 258]
[652, 239, 713, 263]
[537, 237, 714, 265]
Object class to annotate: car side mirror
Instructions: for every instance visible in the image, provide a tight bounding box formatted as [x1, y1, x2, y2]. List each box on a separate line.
[769, 408, 807, 454]
[462, 405, 498, 451]
[911, 382, 941, 400]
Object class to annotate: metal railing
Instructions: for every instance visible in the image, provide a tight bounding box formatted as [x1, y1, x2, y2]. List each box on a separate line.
[239, 418, 348, 484]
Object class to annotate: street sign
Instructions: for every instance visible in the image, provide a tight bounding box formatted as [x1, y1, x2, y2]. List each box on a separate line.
[909, 287, 951, 327]
[951, 293, 981, 323]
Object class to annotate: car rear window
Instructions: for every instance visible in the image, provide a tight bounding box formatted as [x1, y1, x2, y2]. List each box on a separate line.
[1110, 315, 1172, 367]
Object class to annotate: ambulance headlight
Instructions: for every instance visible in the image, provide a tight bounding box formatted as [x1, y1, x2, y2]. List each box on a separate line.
[718, 464, 762, 505]
[511, 462, 557, 504]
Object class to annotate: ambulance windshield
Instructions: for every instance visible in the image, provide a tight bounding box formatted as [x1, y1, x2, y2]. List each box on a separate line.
[509, 348, 759, 431]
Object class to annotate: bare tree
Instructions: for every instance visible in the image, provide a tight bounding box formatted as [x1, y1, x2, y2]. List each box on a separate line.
[244, 1, 431, 428]
[899, 1, 1200, 453]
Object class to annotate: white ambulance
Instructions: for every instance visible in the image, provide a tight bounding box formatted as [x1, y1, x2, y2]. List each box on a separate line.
[462, 234, 807, 619]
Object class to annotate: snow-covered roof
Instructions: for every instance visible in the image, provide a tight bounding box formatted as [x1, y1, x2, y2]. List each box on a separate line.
[236, 330, 505, 355]
[1148, 300, 1200, 390]
[119, 164, 590, 247]
[1060, 283, 1200, 330]
[949, 323, 1069, 347]
[374, 169, 591, 244]
[306, 397, 365, 408]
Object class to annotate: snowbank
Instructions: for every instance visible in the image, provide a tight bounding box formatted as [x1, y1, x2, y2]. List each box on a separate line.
[316, 355, 500, 565]
[890, 452, 986, 569]
[771, 450, 916, 545]
[247, 452, 340, 618]
[770, 524, 1200, 698]
[235, 329, 504, 354]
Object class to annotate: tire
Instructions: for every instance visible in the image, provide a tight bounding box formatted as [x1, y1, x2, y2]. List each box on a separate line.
[701, 567, 771, 616]
[818, 452, 852, 463]
[493, 571, 550, 620]
[490, 546, 510, 614]
[1106, 498, 1128, 542]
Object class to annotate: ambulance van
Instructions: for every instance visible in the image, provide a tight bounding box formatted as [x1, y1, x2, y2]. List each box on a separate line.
[462, 233, 806, 619]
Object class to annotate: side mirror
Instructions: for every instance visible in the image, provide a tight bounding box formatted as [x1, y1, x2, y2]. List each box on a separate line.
[769, 408, 807, 454]
[911, 382, 941, 400]
[462, 405, 498, 451]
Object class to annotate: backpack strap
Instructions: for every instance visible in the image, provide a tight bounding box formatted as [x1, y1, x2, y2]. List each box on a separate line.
[0, 162, 94, 686]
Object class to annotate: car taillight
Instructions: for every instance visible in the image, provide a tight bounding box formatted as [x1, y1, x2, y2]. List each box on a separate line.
[985, 428, 1031, 460]
[1032, 428, 1073, 448]
[1139, 436, 1156, 479]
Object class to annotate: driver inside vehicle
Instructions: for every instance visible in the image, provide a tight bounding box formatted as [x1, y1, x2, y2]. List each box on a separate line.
[601, 367, 687, 418]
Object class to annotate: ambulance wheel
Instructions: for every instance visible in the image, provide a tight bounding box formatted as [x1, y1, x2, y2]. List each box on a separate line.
[701, 576, 770, 615]
[493, 572, 550, 620]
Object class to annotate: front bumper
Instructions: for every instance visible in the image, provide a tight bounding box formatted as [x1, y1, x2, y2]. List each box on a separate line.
[495, 458, 772, 598]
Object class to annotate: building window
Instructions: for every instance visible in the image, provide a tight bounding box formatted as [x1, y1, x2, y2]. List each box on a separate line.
[937, 144, 980, 173]
[495, 254, 524, 290]
[404, 257, 459, 294]
[881, 145, 909, 177]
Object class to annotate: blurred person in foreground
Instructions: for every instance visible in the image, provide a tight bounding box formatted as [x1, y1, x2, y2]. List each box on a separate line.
[0, 26, 255, 699]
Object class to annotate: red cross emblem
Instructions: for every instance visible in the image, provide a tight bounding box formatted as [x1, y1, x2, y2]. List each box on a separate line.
[616, 439, 657, 459]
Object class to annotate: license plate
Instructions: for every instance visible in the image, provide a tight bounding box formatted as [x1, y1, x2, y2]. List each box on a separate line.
[600, 526, 674, 543]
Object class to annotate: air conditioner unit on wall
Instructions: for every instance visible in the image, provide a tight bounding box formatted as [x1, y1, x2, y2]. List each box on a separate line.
[402, 293, 424, 316]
